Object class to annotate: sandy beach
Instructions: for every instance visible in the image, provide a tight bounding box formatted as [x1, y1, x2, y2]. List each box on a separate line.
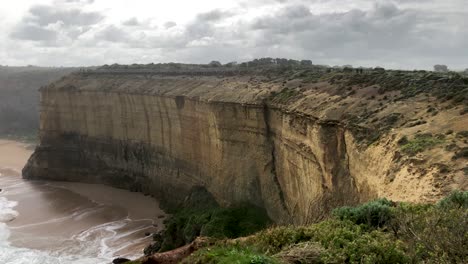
[0, 139, 166, 262]
[0, 140, 32, 176]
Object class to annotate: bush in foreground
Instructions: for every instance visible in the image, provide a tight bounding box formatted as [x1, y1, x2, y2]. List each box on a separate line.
[149, 187, 272, 253]
[183, 244, 278, 264]
[146, 191, 467, 264]
[249, 220, 409, 264]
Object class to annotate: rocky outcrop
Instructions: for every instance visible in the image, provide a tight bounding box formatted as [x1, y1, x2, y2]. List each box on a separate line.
[23, 71, 467, 224]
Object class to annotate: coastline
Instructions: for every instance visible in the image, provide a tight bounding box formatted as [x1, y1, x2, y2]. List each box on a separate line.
[0, 139, 33, 174]
[0, 139, 167, 262]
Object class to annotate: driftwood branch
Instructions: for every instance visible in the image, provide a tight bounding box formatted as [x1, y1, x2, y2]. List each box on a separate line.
[134, 237, 213, 264]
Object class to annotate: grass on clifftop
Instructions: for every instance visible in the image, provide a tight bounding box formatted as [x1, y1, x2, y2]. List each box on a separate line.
[183, 191, 468, 264]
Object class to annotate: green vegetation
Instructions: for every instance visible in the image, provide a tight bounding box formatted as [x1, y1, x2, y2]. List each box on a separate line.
[183, 191, 467, 264]
[98, 59, 468, 106]
[397, 135, 409, 145]
[438, 190, 468, 208]
[342, 71, 468, 106]
[146, 187, 271, 254]
[332, 198, 394, 228]
[400, 133, 445, 155]
[390, 193, 468, 263]
[183, 244, 278, 264]
[270, 88, 301, 104]
[453, 147, 468, 160]
[158, 203, 271, 252]
[456, 130, 468, 138]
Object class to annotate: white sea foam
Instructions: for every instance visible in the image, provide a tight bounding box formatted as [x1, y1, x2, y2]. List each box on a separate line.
[0, 173, 162, 263]
[0, 196, 111, 264]
[0, 197, 18, 222]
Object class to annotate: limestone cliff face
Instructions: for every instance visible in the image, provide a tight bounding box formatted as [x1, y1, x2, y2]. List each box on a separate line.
[24, 72, 467, 224]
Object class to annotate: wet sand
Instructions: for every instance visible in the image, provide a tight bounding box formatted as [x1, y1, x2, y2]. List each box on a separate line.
[0, 140, 32, 176]
[0, 139, 166, 261]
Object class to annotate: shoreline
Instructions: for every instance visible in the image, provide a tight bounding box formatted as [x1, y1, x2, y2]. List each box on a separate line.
[0, 139, 34, 173]
[0, 139, 167, 260]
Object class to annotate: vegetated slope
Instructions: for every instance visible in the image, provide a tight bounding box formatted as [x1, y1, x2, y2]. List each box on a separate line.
[24, 63, 468, 227]
[179, 191, 467, 264]
[0, 66, 76, 139]
[268, 69, 468, 204]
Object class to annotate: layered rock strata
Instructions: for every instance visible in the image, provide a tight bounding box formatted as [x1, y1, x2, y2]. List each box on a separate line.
[24, 72, 467, 224]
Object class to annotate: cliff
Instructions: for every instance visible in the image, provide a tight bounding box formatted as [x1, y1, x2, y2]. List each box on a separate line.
[23, 68, 468, 224]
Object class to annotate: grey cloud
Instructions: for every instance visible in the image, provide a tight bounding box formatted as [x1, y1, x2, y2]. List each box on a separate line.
[185, 23, 214, 40]
[184, 0, 466, 69]
[196, 9, 235, 22]
[10, 24, 58, 42]
[371, 1, 401, 19]
[248, 3, 425, 58]
[4, 0, 467, 70]
[94, 25, 130, 43]
[184, 9, 236, 41]
[8, 4, 104, 44]
[164, 21, 177, 29]
[27, 5, 103, 27]
[252, 5, 315, 32]
[123, 17, 140, 26]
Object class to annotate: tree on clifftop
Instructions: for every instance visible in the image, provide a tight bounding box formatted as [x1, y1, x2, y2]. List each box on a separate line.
[208, 61, 222, 67]
[434, 64, 449, 72]
[224, 61, 237, 67]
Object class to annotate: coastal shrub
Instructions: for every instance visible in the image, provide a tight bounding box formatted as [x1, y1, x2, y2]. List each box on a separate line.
[460, 107, 468, 115]
[310, 220, 410, 264]
[248, 219, 410, 263]
[274, 242, 324, 264]
[250, 226, 314, 254]
[200, 205, 271, 238]
[382, 113, 401, 126]
[397, 135, 408, 145]
[183, 244, 279, 264]
[148, 192, 467, 263]
[251, 220, 409, 264]
[452, 147, 468, 159]
[158, 203, 271, 252]
[456, 130, 468, 138]
[391, 201, 468, 263]
[400, 133, 444, 155]
[332, 198, 394, 228]
[150, 187, 270, 253]
[270, 88, 300, 103]
[437, 190, 468, 209]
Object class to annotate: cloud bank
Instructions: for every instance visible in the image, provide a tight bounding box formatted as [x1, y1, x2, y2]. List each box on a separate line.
[1, 0, 466, 69]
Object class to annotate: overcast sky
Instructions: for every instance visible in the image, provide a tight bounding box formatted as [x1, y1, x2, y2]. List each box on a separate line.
[0, 0, 466, 70]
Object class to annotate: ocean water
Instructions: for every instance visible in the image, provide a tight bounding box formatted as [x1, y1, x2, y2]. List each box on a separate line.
[0, 169, 165, 264]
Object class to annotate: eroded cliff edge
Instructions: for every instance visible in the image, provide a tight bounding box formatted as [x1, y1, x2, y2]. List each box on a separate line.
[23, 69, 468, 224]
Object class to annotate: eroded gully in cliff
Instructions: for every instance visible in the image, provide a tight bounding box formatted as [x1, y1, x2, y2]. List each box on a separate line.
[262, 101, 290, 219]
